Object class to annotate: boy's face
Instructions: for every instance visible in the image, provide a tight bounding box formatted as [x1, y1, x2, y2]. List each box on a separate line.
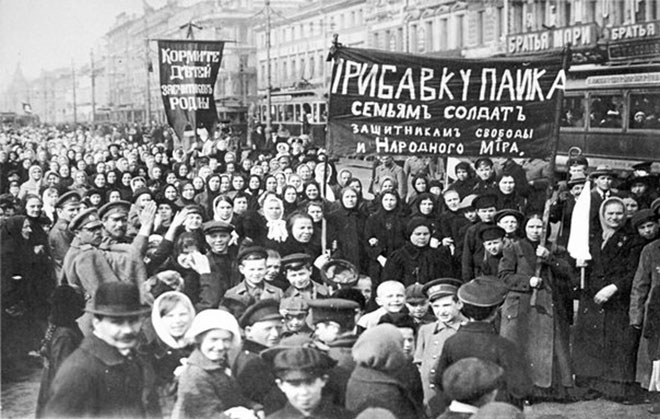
[430, 295, 462, 324]
[595, 175, 612, 191]
[376, 284, 405, 313]
[239, 258, 267, 286]
[463, 209, 477, 222]
[406, 300, 429, 320]
[570, 183, 585, 197]
[476, 164, 492, 180]
[477, 207, 496, 223]
[399, 327, 415, 358]
[265, 256, 281, 282]
[277, 376, 326, 415]
[354, 278, 372, 302]
[456, 168, 468, 181]
[483, 238, 504, 256]
[284, 313, 307, 333]
[286, 266, 312, 290]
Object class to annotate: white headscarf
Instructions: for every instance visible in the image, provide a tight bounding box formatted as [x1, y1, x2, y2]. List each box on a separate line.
[151, 291, 195, 349]
[262, 194, 288, 242]
[599, 196, 625, 249]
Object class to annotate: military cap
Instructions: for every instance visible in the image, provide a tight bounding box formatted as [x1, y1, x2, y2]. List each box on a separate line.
[279, 296, 309, 316]
[55, 191, 81, 208]
[202, 220, 234, 235]
[632, 209, 657, 230]
[458, 277, 507, 307]
[377, 312, 416, 330]
[479, 225, 506, 242]
[307, 298, 359, 328]
[261, 346, 337, 381]
[567, 173, 588, 188]
[474, 157, 494, 168]
[567, 155, 589, 168]
[632, 161, 653, 172]
[98, 200, 130, 220]
[590, 164, 617, 179]
[404, 283, 427, 304]
[239, 299, 283, 328]
[494, 209, 524, 226]
[422, 278, 462, 302]
[183, 204, 203, 216]
[281, 253, 312, 271]
[320, 259, 359, 287]
[237, 246, 268, 264]
[68, 208, 102, 232]
[472, 193, 498, 210]
[440, 357, 504, 401]
[652, 197, 660, 215]
[132, 187, 153, 203]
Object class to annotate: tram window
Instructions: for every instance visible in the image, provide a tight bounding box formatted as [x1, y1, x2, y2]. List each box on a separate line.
[561, 96, 585, 128]
[630, 93, 660, 130]
[589, 94, 623, 129]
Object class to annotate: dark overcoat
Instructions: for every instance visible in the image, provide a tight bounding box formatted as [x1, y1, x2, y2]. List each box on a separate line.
[382, 242, 456, 286]
[498, 239, 574, 389]
[573, 229, 641, 383]
[43, 334, 160, 419]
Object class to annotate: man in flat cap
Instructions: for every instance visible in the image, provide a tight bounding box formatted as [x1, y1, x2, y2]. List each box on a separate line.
[233, 299, 287, 415]
[262, 346, 351, 419]
[281, 253, 329, 300]
[225, 247, 283, 307]
[461, 193, 498, 282]
[437, 358, 505, 419]
[197, 220, 240, 311]
[476, 225, 506, 277]
[414, 278, 465, 415]
[48, 190, 81, 279]
[435, 277, 530, 410]
[44, 282, 159, 418]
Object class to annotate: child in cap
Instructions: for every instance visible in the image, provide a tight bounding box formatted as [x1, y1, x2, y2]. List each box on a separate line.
[477, 225, 507, 277]
[413, 278, 465, 415]
[224, 247, 283, 307]
[435, 278, 530, 410]
[261, 346, 351, 419]
[437, 357, 505, 419]
[404, 283, 434, 327]
[281, 253, 329, 300]
[279, 296, 313, 338]
[356, 280, 406, 332]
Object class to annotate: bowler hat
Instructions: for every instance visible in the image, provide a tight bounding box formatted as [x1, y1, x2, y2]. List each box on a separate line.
[458, 277, 507, 307]
[320, 259, 359, 287]
[86, 282, 150, 317]
[422, 278, 462, 302]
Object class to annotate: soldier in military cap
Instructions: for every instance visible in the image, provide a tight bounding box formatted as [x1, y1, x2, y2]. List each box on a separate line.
[233, 299, 287, 414]
[280, 296, 313, 338]
[48, 190, 81, 279]
[461, 193, 499, 281]
[436, 358, 505, 419]
[414, 278, 466, 414]
[225, 246, 284, 306]
[281, 253, 329, 300]
[98, 199, 155, 256]
[436, 278, 530, 411]
[261, 346, 351, 419]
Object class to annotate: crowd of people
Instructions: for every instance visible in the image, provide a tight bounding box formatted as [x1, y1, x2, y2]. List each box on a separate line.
[2, 121, 660, 418]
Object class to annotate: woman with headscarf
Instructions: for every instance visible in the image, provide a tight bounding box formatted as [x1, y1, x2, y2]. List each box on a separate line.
[495, 173, 527, 214]
[195, 174, 222, 216]
[117, 171, 133, 201]
[246, 175, 263, 210]
[19, 165, 45, 200]
[176, 181, 198, 208]
[406, 174, 430, 206]
[139, 291, 196, 415]
[172, 309, 262, 419]
[498, 213, 575, 402]
[409, 193, 441, 238]
[364, 191, 407, 284]
[448, 161, 476, 200]
[280, 185, 300, 217]
[240, 192, 288, 250]
[299, 180, 330, 213]
[327, 187, 368, 274]
[382, 218, 456, 286]
[573, 197, 641, 402]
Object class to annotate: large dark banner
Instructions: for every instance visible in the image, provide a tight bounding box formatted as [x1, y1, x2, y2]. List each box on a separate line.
[327, 47, 566, 158]
[157, 39, 225, 144]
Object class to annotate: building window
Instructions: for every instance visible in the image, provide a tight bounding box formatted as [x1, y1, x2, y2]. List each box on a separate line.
[351, 11, 356, 27]
[477, 10, 484, 45]
[282, 61, 287, 83]
[410, 24, 418, 52]
[496, 6, 504, 39]
[439, 18, 447, 50]
[424, 20, 435, 51]
[373, 32, 380, 48]
[309, 55, 315, 78]
[300, 57, 305, 80]
[397, 27, 404, 51]
[456, 15, 464, 48]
